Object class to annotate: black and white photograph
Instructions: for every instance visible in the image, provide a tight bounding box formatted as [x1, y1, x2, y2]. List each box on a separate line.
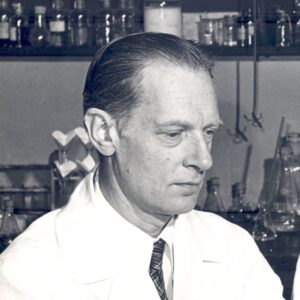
[0, 0, 299, 299]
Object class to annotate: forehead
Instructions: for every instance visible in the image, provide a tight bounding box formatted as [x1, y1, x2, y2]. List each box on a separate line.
[134, 61, 219, 124]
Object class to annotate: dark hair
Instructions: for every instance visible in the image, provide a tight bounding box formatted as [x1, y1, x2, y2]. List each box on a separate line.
[83, 32, 214, 123]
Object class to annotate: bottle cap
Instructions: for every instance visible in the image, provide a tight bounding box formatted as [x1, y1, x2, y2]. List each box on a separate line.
[12, 2, 22, 14]
[3, 198, 14, 212]
[52, 0, 64, 10]
[207, 177, 220, 192]
[34, 5, 46, 14]
[280, 145, 292, 158]
[209, 177, 220, 186]
[232, 182, 246, 196]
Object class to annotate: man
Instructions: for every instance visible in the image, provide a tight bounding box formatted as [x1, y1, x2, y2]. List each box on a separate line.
[0, 32, 284, 299]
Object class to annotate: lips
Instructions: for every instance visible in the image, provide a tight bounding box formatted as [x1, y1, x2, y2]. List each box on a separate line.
[174, 181, 201, 186]
[172, 182, 201, 196]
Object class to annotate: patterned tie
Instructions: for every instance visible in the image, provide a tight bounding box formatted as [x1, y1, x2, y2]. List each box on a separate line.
[149, 238, 169, 300]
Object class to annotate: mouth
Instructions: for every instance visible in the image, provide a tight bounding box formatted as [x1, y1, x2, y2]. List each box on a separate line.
[172, 182, 202, 195]
[174, 181, 201, 186]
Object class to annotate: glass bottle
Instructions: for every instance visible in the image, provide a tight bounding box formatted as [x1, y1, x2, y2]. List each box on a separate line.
[246, 7, 255, 47]
[114, 0, 137, 38]
[293, 0, 300, 46]
[49, 0, 67, 48]
[263, 5, 279, 47]
[223, 15, 237, 47]
[236, 11, 247, 47]
[29, 6, 51, 48]
[9, 2, 30, 48]
[197, 16, 214, 46]
[144, 0, 182, 37]
[0, 196, 21, 253]
[94, 0, 114, 47]
[276, 9, 292, 47]
[69, 0, 89, 47]
[203, 177, 225, 213]
[269, 146, 297, 232]
[0, 0, 10, 47]
[228, 182, 253, 222]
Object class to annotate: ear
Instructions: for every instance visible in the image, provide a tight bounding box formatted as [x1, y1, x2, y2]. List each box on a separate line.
[84, 108, 118, 156]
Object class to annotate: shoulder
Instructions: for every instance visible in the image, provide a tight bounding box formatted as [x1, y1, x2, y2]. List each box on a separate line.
[176, 210, 259, 259]
[0, 210, 61, 286]
[176, 210, 284, 298]
[180, 209, 252, 239]
[0, 211, 62, 299]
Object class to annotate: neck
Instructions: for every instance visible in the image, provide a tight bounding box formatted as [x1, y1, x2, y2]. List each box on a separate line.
[98, 158, 172, 238]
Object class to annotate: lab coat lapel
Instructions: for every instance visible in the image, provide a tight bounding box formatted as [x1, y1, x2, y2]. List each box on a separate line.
[55, 172, 115, 298]
[172, 212, 227, 300]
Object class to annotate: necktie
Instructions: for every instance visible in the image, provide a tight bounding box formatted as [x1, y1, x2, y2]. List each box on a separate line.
[149, 238, 169, 300]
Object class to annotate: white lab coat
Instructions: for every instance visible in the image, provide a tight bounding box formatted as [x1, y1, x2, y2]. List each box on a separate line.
[293, 255, 300, 300]
[0, 170, 284, 300]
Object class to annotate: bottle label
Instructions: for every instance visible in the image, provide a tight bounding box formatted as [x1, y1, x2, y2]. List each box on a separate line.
[9, 27, 17, 41]
[0, 22, 9, 39]
[49, 21, 66, 33]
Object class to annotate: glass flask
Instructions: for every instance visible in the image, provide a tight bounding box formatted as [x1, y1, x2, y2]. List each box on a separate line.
[9, 2, 30, 48]
[49, 0, 67, 47]
[29, 6, 50, 48]
[0, 196, 21, 253]
[144, 0, 182, 37]
[269, 146, 297, 231]
[285, 132, 300, 229]
[286, 132, 300, 213]
[203, 177, 225, 213]
[252, 204, 277, 242]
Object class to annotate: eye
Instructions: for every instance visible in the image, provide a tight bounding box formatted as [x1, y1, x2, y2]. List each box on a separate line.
[159, 130, 184, 146]
[205, 128, 216, 136]
[204, 127, 218, 141]
[165, 131, 182, 138]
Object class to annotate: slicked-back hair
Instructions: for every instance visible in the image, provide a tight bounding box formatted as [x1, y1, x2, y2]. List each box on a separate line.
[83, 32, 214, 123]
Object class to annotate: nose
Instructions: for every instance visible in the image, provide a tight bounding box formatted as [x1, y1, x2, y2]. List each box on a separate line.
[183, 134, 213, 173]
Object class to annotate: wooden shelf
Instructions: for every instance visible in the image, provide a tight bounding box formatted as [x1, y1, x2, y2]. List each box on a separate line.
[0, 45, 299, 61]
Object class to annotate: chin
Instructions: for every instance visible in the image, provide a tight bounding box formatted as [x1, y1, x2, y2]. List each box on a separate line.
[169, 198, 198, 215]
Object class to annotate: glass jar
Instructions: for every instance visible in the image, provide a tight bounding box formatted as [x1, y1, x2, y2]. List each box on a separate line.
[144, 0, 182, 37]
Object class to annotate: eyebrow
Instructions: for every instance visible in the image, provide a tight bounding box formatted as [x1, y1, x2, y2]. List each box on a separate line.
[154, 119, 224, 129]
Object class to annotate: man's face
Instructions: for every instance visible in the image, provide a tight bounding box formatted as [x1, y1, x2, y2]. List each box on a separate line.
[112, 61, 221, 222]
